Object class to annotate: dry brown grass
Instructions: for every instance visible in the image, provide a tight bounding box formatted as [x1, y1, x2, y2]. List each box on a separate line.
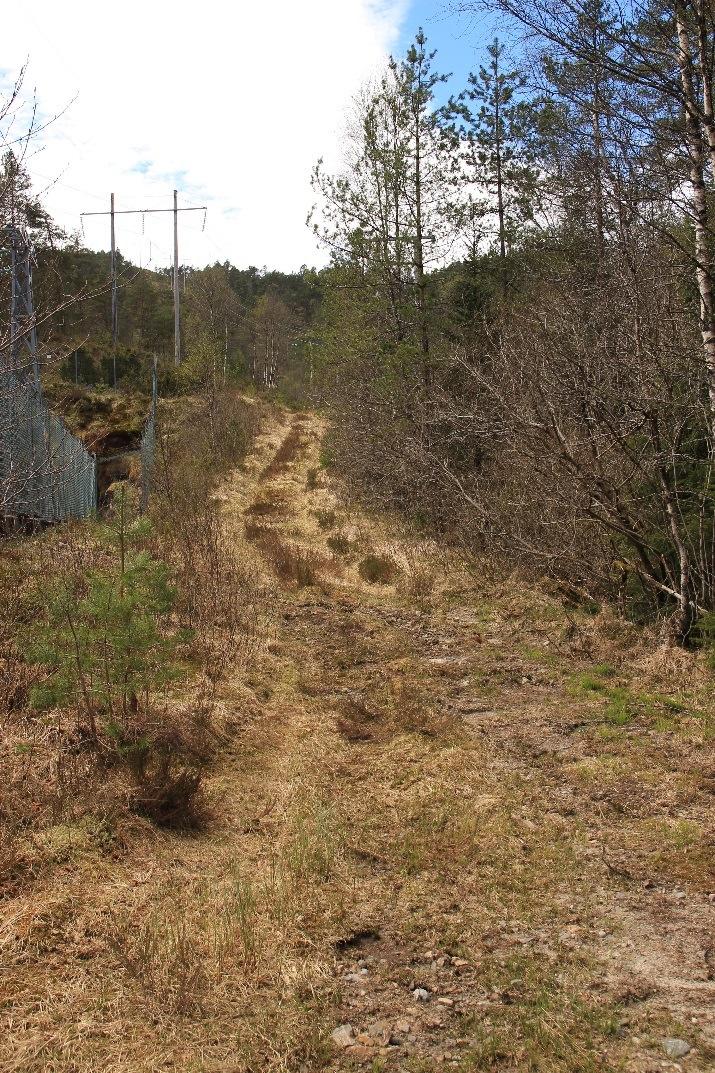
[313, 507, 337, 530]
[244, 493, 286, 517]
[3, 406, 715, 1072]
[244, 520, 340, 588]
[326, 532, 352, 556]
[396, 543, 440, 608]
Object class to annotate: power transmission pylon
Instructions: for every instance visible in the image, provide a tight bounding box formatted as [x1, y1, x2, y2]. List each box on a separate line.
[4, 225, 39, 382]
[81, 191, 207, 367]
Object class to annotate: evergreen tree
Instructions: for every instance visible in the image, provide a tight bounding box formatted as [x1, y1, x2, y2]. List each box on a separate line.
[311, 30, 457, 387]
[538, 0, 620, 263]
[0, 149, 57, 241]
[456, 38, 540, 274]
[393, 29, 458, 384]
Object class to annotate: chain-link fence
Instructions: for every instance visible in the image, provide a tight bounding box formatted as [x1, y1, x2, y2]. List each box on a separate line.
[0, 370, 97, 523]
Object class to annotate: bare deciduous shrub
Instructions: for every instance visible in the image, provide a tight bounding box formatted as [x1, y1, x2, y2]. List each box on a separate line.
[455, 258, 714, 639]
[124, 713, 211, 829]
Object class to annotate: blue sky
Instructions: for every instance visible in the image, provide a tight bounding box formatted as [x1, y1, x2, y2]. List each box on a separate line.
[2, 0, 501, 271]
[397, 1, 498, 101]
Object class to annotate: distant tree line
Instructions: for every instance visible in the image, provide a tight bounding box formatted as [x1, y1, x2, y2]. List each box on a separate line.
[0, 148, 321, 397]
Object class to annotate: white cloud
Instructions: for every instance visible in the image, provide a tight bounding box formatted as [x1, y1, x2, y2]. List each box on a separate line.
[2, 0, 409, 270]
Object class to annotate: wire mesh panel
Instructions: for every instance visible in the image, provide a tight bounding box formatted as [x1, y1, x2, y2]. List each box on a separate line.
[0, 370, 97, 523]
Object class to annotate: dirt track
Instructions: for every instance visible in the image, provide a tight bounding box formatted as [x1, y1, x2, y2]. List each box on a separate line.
[2, 404, 714, 1072]
[221, 407, 715, 1071]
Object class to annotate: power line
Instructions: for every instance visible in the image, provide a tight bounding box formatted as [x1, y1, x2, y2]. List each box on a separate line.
[79, 190, 208, 367]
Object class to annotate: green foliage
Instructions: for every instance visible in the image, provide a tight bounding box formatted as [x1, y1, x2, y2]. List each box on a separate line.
[696, 611, 715, 669]
[452, 37, 541, 257]
[26, 490, 185, 735]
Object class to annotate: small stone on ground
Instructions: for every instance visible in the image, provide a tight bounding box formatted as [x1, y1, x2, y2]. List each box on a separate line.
[662, 1038, 691, 1059]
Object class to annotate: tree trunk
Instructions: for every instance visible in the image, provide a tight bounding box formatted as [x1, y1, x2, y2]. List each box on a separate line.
[675, 2, 715, 431]
[591, 105, 606, 264]
[413, 114, 430, 389]
[494, 72, 507, 298]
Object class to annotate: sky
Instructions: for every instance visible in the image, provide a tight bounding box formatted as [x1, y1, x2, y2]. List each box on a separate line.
[1, 1, 492, 272]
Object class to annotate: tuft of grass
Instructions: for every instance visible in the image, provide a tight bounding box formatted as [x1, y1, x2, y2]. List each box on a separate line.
[358, 553, 398, 585]
[313, 508, 337, 530]
[456, 953, 622, 1073]
[107, 869, 270, 1016]
[663, 696, 687, 712]
[569, 663, 618, 696]
[520, 645, 560, 667]
[568, 665, 652, 729]
[592, 662, 617, 678]
[326, 533, 351, 556]
[603, 686, 632, 726]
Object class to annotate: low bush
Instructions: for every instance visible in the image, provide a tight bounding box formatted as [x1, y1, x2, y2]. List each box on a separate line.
[327, 533, 351, 556]
[24, 489, 207, 829]
[358, 553, 398, 584]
